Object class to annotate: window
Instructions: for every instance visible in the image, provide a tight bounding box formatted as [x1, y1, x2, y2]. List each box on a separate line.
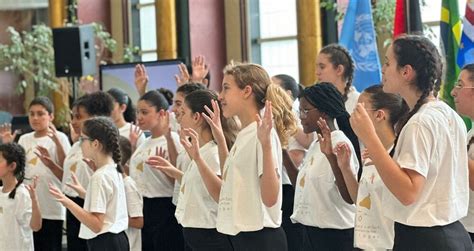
[250, 0, 299, 81]
[134, 0, 157, 61]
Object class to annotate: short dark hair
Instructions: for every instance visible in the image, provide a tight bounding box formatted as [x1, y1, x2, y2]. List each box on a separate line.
[29, 96, 54, 114]
[73, 91, 114, 117]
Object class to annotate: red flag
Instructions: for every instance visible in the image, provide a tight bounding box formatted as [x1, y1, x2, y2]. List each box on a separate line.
[393, 0, 406, 37]
[393, 0, 423, 38]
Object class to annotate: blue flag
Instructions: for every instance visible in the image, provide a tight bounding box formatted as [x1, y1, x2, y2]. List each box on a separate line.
[457, 3, 474, 68]
[339, 0, 381, 91]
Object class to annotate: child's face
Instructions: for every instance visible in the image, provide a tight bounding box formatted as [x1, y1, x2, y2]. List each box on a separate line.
[79, 133, 95, 160]
[136, 100, 160, 131]
[29, 104, 53, 132]
[0, 153, 13, 178]
[219, 74, 245, 118]
[316, 53, 342, 85]
[71, 106, 91, 135]
[179, 103, 198, 130]
[171, 92, 185, 123]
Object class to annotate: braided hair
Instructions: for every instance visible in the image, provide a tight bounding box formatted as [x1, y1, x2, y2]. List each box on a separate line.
[320, 44, 355, 102]
[82, 117, 123, 173]
[390, 35, 442, 155]
[301, 82, 363, 177]
[0, 143, 26, 199]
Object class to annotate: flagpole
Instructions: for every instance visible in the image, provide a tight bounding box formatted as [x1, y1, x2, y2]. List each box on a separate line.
[406, 0, 411, 33]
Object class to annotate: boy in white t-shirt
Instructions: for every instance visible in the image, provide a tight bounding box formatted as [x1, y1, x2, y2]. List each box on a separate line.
[62, 91, 115, 251]
[18, 96, 71, 251]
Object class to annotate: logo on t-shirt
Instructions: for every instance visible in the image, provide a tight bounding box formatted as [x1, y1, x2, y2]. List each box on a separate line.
[359, 194, 371, 210]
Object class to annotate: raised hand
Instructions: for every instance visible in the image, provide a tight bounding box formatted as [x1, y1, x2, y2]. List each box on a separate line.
[35, 146, 56, 169]
[174, 63, 190, 86]
[202, 99, 225, 145]
[26, 176, 39, 200]
[350, 103, 377, 145]
[82, 158, 97, 171]
[145, 147, 177, 178]
[333, 142, 352, 171]
[191, 55, 209, 84]
[129, 122, 143, 150]
[48, 183, 69, 205]
[66, 173, 86, 198]
[256, 101, 273, 146]
[317, 117, 333, 156]
[47, 124, 63, 148]
[157, 110, 171, 136]
[134, 64, 149, 96]
[0, 123, 19, 143]
[180, 128, 201, 160]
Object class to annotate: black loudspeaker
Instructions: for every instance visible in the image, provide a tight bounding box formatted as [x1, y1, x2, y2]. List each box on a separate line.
[52, 24, 96, 77]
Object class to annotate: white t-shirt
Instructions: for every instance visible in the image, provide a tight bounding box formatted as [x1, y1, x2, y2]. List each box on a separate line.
[79, 163, 128, 239]
[354, 148, 394, 250]
[19, 131, 71, 220]
[382, 101, 469, 226]
[119, 123, 146, 148]
[282, 126, 307, 185]
[62, 142, 94, 197]
[291, 130, 358, 229]
[345, 86, 360, 114]
[170, 112, 180, 133]
[461, 128, 474, 233]
[123, 176, 143, 251]
[172, 150, 192, 206]
[129, 133, 182, 198]
[216, 122, 283, 236]
[175, 141, 220, 228]
[0, 185, 34, 251]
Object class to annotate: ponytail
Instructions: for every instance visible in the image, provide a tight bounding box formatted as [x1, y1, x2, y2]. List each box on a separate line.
[265, 84, 298, 147]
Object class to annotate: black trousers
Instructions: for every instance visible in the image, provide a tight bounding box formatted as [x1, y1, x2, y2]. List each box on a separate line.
[67, 196, 88, 251]
[87, 231, 129, 251]
[182, 227, 233, 251]
[305, 226, 357, 251]
[393, 221, 473, 251]
[229, 227, 287, 251]
[281, 184, 308, 251]
[33, 218, 64, 251]
[142, 197, 184, 251]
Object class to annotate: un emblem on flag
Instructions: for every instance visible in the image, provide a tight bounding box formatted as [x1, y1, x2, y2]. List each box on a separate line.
[352, 14, 379, 72]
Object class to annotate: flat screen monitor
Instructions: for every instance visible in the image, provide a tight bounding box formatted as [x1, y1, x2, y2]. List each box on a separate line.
[100, 59, 182, 103]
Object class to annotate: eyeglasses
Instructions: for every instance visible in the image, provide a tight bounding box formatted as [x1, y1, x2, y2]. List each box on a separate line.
[299, 108, 318, 118]
[454, 82, 474, 90]
[78, 136, 93, 144]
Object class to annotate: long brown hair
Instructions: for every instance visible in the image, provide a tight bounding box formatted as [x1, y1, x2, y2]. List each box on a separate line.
[223, 62, 297, 147]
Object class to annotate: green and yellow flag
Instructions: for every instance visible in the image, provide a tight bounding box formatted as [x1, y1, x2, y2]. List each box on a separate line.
[441, 0, 472, 130]
[440, 0, 461, 109]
